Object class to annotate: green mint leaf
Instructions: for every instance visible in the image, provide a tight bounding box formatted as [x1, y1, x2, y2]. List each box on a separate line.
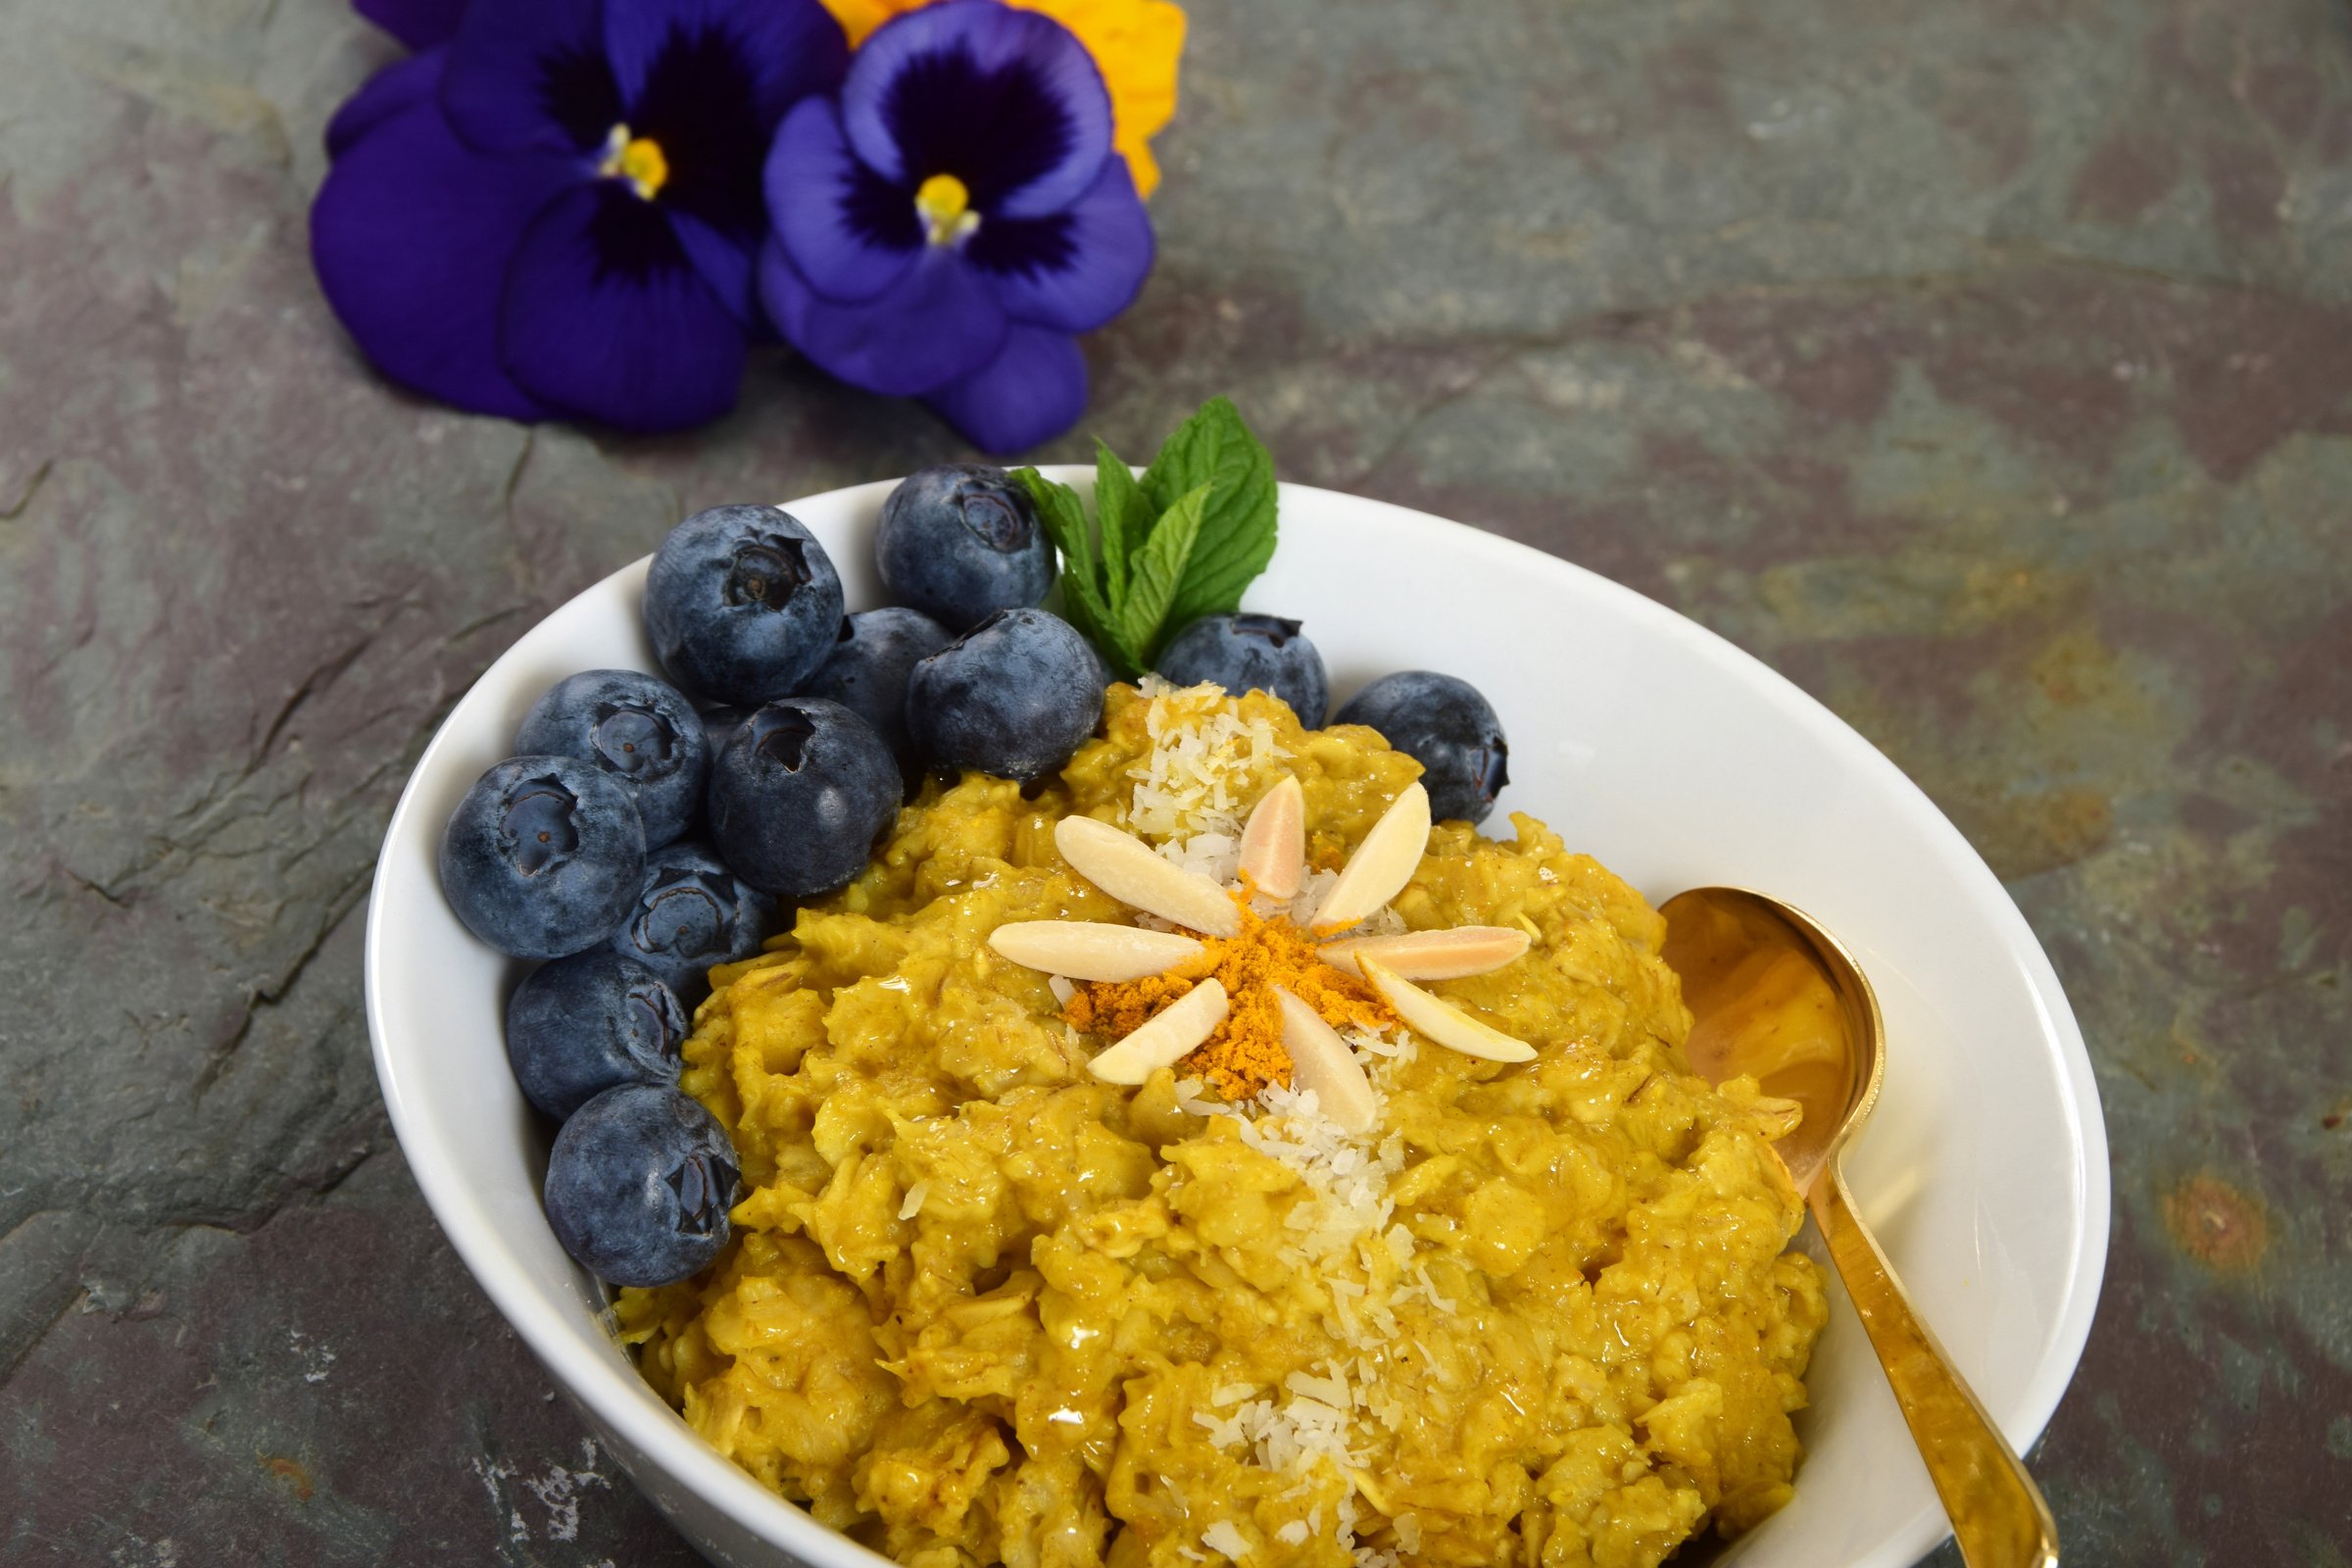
[1092, 439, 1150, 610]
[1016, 467, 1113, 650]
[1061, 566, 1116, 657]
[1140, 396, 1278, 631]
[1017, 466, 1093, 576]
[1112, 482, 1211, 670]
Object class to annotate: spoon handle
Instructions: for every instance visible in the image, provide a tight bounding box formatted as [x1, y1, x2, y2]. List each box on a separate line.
[1813, 1166, 2060, 1568]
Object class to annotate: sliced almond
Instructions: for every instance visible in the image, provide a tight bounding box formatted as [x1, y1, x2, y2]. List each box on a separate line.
[989, 920, 1205, 981]
[1274, 987, 1379, 1134]
[1086, 979, 1230, 1085]
[1318, 925, 1531, 981]
[1237, 775, 1306, 900]
[1312, 782, 1431, 932]
[1054, 816, 1242, 937]
[1358, 956, 1536, 1063]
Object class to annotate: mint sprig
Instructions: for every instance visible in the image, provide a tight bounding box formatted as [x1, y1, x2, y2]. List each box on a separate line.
[1023, 469, 1111, 650]
[1112, 481, 1210, 669]
[1138, 398, 1280, 634]
[1093, 439, 1148, 606]
[1016, 397, 1279, 679]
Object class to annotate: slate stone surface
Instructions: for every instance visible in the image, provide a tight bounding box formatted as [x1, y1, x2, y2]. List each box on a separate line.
[2, 0, 2345, 1562]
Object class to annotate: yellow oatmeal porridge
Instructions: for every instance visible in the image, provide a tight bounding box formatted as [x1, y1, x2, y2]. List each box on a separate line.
[616, 681, 1827, 1568]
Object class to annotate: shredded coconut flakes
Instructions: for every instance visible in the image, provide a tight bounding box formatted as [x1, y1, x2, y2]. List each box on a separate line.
[1125, 688, 1458, 1565]
[1201, 1520, 1252, 1559]
[1126, 677, 1287, 878]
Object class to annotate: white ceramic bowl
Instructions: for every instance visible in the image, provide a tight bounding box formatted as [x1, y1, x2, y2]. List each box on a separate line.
[367, 474, 2109, 1568]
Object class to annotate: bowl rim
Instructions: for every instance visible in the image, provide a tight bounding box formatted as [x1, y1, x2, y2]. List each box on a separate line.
[366, 473, 2111, 1568]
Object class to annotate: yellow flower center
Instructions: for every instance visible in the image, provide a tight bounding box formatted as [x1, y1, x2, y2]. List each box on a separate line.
[914, 172, 980, 246]
[599, 125, 669, 200]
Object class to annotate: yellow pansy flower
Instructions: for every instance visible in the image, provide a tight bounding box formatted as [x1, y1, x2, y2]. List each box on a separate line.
[821, 0, 1185, 196]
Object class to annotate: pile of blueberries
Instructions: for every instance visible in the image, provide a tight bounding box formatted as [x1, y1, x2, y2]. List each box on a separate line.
[437, 464, 1512, 1290]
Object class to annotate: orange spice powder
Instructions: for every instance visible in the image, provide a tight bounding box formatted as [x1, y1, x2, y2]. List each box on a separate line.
[1063, 901, 1397, 1100]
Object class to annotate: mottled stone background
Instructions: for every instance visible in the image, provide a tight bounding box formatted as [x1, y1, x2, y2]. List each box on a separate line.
[2, 0, 2346, 1561]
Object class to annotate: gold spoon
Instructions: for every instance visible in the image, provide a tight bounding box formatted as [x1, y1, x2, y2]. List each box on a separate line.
[1659, 887, 2059, 1568]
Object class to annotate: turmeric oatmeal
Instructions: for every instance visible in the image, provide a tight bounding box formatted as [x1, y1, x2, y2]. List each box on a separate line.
[616, 682, 1827, 1568]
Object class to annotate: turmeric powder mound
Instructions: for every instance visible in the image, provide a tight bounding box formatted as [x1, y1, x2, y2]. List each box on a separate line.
[1061, 946, 1218, 1040]
[1063, 903, 1397, 1101]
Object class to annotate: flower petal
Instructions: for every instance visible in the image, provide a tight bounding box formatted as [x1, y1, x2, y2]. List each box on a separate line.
[844, 0, 1112, 220]
[608, 0, 848, 262]
[356, 0, 466, 52]
[1052, 817, 1240, 937]
[1086, 978, 1228, 1086]
[967, 153, 1152, 333]
[326, 47, 447, 163]
[765, 97, 919, 304]
[443, 0, 618, 154]
[1236, 775, 1304, 900]
[760, 240, 1004, 397]
[1312, 782, 1431, 933]
[666, 206, 760, 324]
[310, 102, 571, 420]
[604, 0, 847, 128]
[499, 182, 747, 431]
[1358, 956, 1536, 1064]
[921, 324, 1086, 454]
[989, 921, 1203, 982]
[1275, 988, 1380, 1134]
[1318, 927, 1532, 981]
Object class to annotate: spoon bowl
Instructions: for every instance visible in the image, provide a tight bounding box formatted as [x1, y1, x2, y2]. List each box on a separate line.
[1661, 886, 2060, 1568]
[1659, 887, 1880, 1193]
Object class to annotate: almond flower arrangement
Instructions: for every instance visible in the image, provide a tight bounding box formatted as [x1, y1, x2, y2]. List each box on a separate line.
[314, 0, 1182, 448]
[990, 768, 1538, 1129]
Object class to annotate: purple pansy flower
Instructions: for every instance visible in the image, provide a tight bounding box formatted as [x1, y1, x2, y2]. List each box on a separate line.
[314, 0, 847, 430]
[354, 0, 464, 52]
[758, 0, 1153, 453]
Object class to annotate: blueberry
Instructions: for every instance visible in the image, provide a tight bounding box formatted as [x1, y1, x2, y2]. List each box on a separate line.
[800, 608, 954, 770]
[514, 669, 708, 849]
[439, 756, 646, 958]
[644, 505, 846, 706]
[611, 840, 775, 1003]
[875, 466, 1055, 631]
[906, 608, 1105, 783]
[506, 952, 686, 1120]
[1332, 672, 1510, 825]
[707, 698, 902, 900]
[1155, 613, 1331, 727]
[543, 1083, 739, 1288]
